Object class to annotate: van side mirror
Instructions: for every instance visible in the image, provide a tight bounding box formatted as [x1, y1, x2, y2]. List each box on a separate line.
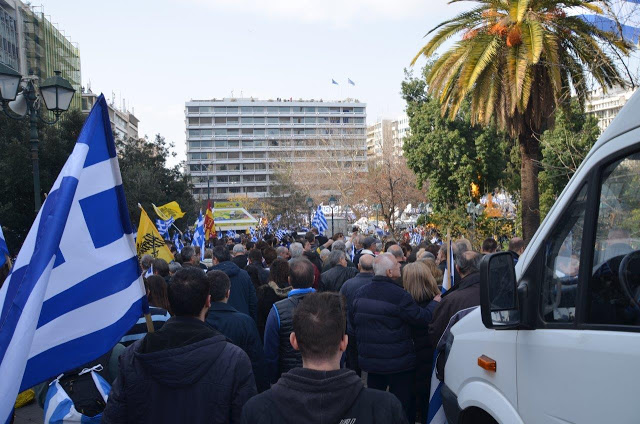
[480, 252, 520, 328]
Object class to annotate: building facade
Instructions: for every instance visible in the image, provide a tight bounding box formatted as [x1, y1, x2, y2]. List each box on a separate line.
[585, 86, 637, 131]
[185, 98, 367, 200]
[367, 113, 410, 160]
[82, 89, 140, 140]
[0, 2, 81, 110]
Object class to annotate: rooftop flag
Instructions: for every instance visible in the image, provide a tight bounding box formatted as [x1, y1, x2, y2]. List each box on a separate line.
[0, 95, 145, 422]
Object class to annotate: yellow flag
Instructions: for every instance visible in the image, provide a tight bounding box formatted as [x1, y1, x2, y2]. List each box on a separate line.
[137, 207, 174, 263]
[153, 201, 186, 221]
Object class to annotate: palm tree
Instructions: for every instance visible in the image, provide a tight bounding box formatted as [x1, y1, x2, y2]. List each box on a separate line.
[412, 0, 633, 242]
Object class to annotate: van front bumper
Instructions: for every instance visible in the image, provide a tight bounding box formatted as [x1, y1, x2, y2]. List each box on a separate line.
[442, 383, 462, 423]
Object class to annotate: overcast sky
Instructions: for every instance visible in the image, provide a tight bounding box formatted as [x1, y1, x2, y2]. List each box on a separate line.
[35, 0, 467, 166]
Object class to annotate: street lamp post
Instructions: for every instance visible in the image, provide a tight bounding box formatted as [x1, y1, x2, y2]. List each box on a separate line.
[328, 196, 337, 236]
[466, 201, 484, 247]
[306, 197, 314, 228]
[373, 203, 381, 228]
[0, 65, 76, 212]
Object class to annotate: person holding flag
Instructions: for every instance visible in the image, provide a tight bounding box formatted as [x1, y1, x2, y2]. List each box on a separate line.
[192, 211, 206, 261]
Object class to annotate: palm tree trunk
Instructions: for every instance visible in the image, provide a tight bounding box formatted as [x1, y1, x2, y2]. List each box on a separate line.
[519, 128, 541, 244]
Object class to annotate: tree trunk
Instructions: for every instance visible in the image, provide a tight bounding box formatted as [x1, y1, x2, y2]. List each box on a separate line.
[519, 128, 541, 244]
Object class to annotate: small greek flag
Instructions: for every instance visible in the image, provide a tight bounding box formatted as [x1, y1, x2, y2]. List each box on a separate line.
[155, 216, 174, 236]
[249, 227, 258, 243]
[332, 79, 339, 85]
[0, 95, 145, 422]
[226, 229, 237, 239]
[144, 264, 154, 279]
[0, 225, 8, 267]
[192, 211, 205, 260]
[348, 78, 355, 86]
[442, 240, 455, 292]
[312, 205, 328, 235]
[411, 232, 423, 246]
[173, 232, 184, 254]
[276, 229, 287, 240]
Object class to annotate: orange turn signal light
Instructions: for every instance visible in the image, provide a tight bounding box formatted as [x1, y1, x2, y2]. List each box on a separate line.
[478, 355, 497, 372]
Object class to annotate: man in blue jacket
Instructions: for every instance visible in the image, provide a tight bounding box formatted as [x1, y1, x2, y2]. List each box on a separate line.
[102, 267, 256, 424]
[209, 245, 257, 321]
[263, 258, 315, 384]
[352, 253, 440, 422]
[206, 270, 268, 392]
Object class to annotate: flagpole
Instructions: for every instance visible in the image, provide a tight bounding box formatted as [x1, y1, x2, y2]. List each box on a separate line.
[446, 228, 452, 289]
[138, 203, 155, 334]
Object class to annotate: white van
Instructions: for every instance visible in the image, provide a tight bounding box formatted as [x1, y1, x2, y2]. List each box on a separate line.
[441, 89, 640, 424]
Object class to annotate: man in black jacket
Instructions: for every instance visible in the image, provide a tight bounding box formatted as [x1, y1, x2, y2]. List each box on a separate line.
[320, 250, 358, 292]
[102, 267, 257, 424]
[429, 251, 482, 349]
[242, 292, 407, 424]
[263, 258, 316, 384]
[209, 245, 258, 321]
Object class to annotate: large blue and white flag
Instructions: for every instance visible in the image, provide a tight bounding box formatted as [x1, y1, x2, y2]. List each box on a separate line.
[0, 95, 145, 421]
[579, 13, 640, 44]
[0, 225, 8, 267]
[192, 211, 205, 260]
[155, 216, 174, 237]
[312, 205, 328, 235]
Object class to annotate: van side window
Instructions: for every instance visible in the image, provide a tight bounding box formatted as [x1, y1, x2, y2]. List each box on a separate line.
[587, 153, 640, 326]
[541, 185, 588, 323]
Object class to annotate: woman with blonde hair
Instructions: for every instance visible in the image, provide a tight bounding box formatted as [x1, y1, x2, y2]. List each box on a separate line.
[418, 257, 444, 288]
[403, 261, 440, 423]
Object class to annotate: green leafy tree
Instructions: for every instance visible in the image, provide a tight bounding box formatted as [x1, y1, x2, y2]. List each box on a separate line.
[539, 101, 600, 218]
[116, 135, 196, 229]
[412, 0, 632, 242]
[402, 66, 508, 212]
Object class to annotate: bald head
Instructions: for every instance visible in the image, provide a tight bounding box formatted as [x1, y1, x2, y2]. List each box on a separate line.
[359, 254, 374, 272]
[387, 244, 405, 262]
[373, 253, 398, 277]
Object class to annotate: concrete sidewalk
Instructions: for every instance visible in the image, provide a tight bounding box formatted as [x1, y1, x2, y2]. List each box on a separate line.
[13, 402, 42, 423]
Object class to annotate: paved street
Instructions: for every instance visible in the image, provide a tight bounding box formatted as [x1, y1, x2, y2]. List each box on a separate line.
[13, 402, 41, 424]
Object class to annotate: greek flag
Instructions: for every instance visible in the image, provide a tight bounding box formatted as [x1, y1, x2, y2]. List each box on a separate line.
[249, 227, 258, 243]
[173, 232, 184, 254]
[0, 225, 8, 267]
[411, 232, 423, 246]
[155, 216, 174, 236]
[226, 229, 237, 239]
[442, 241, 455, 292]
[312, 205, 328, 235]
[348, 78, 355, 86]
[332, 79, 339, 85]
[276, 229, 287, 240]
[0, 95, 145, 422]
[192, 211, 205, 260]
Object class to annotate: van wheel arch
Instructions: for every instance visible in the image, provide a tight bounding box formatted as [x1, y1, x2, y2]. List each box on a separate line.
[460, 406, 498, 424]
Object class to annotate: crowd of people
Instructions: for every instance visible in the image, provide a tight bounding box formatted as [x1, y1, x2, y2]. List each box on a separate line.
[2, 226, 526, 424]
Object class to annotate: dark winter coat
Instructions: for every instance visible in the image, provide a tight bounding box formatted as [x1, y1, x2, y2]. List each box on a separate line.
[206, 302, 268, 392]
[413, 298, 436, 396]
[256, 282, 292, 340]
[209, 261, 257, 321]
[246, 263, 270, 287]
[241, 368, 408, 424]
[352, 275, 437, 374]
[429, 272, 481, 348]
[303, 250, 324, 288]
[102, 317, 257, 424]
[319, 265, 359, 292]
[339, 272, 374, 335]
[232, 254, 248, 270]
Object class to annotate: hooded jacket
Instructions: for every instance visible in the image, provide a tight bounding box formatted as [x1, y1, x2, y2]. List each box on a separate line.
[319, 265, 359, 292]
[102, 317, 257, 424]
[240, 368, 407, 424]
[209, 260, 258, 321]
